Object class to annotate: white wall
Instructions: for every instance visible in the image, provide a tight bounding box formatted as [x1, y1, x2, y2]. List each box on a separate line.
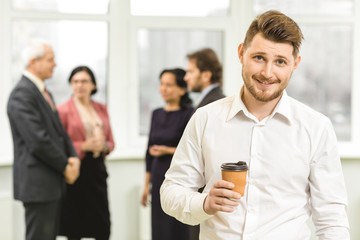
[342, 159, 360, 238]
[0, 158, 358, 239]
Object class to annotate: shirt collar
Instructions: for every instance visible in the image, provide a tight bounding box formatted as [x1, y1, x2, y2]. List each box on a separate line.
[227, 86, 248, 121]
[272, 90, 293, 124]
[227, 85, 293, 125]
[195, 83, 220, 107]
[24, 70, 46, 93]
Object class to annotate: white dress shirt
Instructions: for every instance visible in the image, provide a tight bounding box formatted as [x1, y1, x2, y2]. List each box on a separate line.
[23, 70, 50, 99]
[24, 71, 55, 110]
[24, 70, 45, 92]
[160, 87, 350, 240]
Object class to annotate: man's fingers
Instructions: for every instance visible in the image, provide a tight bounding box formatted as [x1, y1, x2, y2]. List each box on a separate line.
[213, 203, 238, 213]
[214, 179, 235, 189]
[214, 196, 240, 207]
[212, 187, 241, 200]
[208, 196, 239, 213]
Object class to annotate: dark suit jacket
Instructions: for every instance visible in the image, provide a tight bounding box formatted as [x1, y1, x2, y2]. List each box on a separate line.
[197, 86, 225, 108]
[7, 75, 77, 203]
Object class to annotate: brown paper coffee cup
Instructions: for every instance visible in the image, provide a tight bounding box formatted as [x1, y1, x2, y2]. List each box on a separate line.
[221, 161, 248, 196]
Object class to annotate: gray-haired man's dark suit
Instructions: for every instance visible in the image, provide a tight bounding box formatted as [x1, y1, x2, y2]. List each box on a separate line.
[7, 75, 77, 240]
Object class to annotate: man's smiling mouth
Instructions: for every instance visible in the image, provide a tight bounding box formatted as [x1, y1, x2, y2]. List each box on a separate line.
[256, 79, 273, 85]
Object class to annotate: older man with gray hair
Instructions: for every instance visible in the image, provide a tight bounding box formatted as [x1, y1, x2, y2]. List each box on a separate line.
[7, 39, 80, 240]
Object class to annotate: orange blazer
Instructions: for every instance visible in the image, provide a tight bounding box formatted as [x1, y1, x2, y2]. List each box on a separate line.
[57, 98, 115, 160]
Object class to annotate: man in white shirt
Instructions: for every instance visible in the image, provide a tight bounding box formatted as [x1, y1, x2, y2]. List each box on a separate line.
[160, 10, 350, 240]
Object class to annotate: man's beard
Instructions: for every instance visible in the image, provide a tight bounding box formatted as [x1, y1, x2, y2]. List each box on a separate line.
[190, 78, 203, 93]
[242, 72, 284, 102]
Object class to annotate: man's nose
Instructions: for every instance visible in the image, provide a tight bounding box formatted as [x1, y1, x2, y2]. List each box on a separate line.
[261, 63, 274, 79]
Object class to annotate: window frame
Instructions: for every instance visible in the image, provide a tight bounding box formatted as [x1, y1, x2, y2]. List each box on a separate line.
[286, 12, 360, 158]
[123, 0, 247, 158]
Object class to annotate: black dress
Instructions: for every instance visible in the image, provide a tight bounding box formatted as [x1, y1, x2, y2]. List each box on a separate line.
[59, 152, 110, 240]
[146, 107, 194, 240]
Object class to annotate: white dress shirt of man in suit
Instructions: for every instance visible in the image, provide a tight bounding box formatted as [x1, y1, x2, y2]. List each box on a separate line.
[184, 48, 225, 109]
[7, 39, 80, 240]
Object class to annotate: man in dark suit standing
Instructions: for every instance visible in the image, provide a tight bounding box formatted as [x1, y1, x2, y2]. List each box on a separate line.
[184, 48, 225, 109]
[7, 39, 80, 240]
[185, 48, 225, 240]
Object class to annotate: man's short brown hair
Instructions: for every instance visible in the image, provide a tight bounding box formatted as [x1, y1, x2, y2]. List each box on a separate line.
[243, 10, 304, 57]
[187, 48, 222, 84]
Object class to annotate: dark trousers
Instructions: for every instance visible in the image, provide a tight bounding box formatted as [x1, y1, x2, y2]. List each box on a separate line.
[189, 225, 200, 240]
[23, 199, 61, 240]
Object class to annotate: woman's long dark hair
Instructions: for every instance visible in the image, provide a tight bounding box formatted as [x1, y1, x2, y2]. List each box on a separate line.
[159, 68, 192, 109]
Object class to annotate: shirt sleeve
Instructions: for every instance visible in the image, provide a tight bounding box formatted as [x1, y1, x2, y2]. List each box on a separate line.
[309, 118, 350, 239]
[160, 110, 213, 225]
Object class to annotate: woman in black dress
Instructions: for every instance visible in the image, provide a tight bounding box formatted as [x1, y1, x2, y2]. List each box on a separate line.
[141, 68, 194, 240]
[57, 66, 115, 240]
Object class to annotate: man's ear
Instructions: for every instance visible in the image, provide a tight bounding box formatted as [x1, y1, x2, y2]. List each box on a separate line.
[238, 43, 244, 64]
[28, 58, 37, 67]
[293, 55, 301, 70]
[201, 70, 212, 84]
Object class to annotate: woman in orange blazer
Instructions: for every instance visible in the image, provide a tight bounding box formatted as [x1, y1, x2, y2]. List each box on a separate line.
[57, 66, 114, 240]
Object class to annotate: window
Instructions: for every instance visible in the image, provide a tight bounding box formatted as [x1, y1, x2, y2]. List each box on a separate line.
[254, 0, 353, 16]
[138, 29, 223, 135]
[131, 0, 230, 16]
[287, 25, 352, 141]
[13, 0, 109, 14]
[127, 0, 234, 149]
[12, 20, 108, 105]
[0, 0, 110, 164]
[253, 0, 359, 156]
